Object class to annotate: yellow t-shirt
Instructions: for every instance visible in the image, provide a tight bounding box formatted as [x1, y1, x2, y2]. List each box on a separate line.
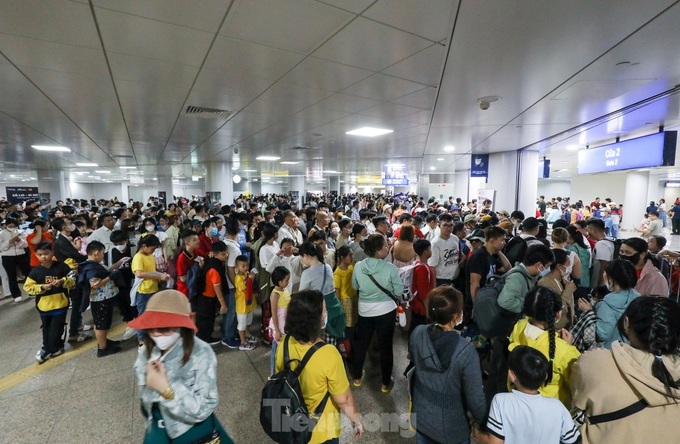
[508, 318, 581, 407]
[272, 288, 291, 309]
[234, 274, 255, 314]
[275, 336, 349, 444]
[131, 252, 158, 295]
[333, 265, 356, 300]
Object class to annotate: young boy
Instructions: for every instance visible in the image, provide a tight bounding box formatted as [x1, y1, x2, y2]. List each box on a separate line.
[24, 241, 75, 363]
[78, 241, 123, 357]
[473, 346, 580, 444]
[234, 255, 257, 351]
[409, 239, 436, 335]
[195, 241, 229, 345]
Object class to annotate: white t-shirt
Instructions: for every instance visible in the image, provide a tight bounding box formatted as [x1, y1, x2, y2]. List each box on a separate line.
[487, 390, 580, 444]
[428, 235, 460, 280]
[594, 238, 615, 262]
[225, 238, 241, 289]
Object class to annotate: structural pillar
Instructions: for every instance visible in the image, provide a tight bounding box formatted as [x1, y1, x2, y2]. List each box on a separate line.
[417, 174, 430, 198]
[38, 170, 68, 203]
[329, 176, 340, 195]
[205, 162, 233, 205]
[623, 172, 649, 236]
[157, 176, 174, 206]
[289, 176, 305, 206]
[517, 150, 540, 217]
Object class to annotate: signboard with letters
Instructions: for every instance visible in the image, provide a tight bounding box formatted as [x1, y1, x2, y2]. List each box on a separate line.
[471, 154, 489, 177]
[6, 187, 40, 204]
[382, 164, 409, 186]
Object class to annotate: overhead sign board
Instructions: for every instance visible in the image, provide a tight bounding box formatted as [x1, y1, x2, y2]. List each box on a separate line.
[382, 164, 409, 186]
[471, 154, 489, 177]
[6, 187, 40, 204]
[577, 131, 677, 175]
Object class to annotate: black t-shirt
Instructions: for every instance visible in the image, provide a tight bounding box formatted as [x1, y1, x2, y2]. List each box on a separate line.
[465, 246, 498, 297]
[538, 200, 547, 216]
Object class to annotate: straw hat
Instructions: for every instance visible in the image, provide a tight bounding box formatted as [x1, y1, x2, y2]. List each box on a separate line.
[127, 290, 197, 332]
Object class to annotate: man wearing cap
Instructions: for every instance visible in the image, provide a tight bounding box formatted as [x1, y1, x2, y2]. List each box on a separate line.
[518, 217, 544, 249]
[463, 214, 478, 236]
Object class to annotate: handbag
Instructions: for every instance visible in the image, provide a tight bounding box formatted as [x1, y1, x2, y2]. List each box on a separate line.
[143, 403, 234, 444]
[321, 267, 346, 338]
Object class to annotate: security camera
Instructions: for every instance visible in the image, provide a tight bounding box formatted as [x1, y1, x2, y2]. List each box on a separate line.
[233, 147, 239, 155]
[479, 101, 490, 111]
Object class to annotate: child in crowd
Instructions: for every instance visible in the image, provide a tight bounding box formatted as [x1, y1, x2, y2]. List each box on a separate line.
[334, 246, 357, 347]
[78, 241, 122, 357]
[106, 230, 137, 340]
[410, 239, 436, 335]
[474, 346, 580, 444]
[24, 241, 75, 363]
[195, 241, 229, 345]
[131, 234, 170, 346]
[234, 255, 257, 351]
[508, 286, 580, 408]
[266, 237, 303, 294]
[268, 266, 291, 374]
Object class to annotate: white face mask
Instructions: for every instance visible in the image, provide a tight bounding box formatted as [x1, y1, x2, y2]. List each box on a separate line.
[115, 244, 127, 252]
[69, 224, 77, 232]
[606, 280, 613, 291]
[145, 225, 155, 232]
[331, 227, 340, 236]
[321, 313, 328, 329]
[456, 314, 464, 327]
[150, 332, 180, 350]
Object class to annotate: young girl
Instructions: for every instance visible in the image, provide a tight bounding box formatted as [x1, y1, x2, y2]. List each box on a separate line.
[509, 286, 581, 408]
[334, 246, 357, 343]
[268, 266, 291, 375]
[131, 234, 170, 346]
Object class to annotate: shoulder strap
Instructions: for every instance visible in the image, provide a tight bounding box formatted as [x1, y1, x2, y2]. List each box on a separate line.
[295, 340, 328, 376]
[588, 399, 648, 425]
[366, 273, 399, 305]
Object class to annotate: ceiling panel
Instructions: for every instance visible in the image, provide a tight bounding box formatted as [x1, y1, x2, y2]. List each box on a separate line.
[341, 73, 427, 101]
[315, 0, 375, 14]
[382, 44, 447, 86]
[280, 57, 373, 92]
[363, 0, 458, 42]
[93, 0, 229, 33]
[223, 0, 353, 54]
[313, 17, 432, 71]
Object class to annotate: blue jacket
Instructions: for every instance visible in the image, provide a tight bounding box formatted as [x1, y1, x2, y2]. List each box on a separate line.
[595, 288, 639, 349]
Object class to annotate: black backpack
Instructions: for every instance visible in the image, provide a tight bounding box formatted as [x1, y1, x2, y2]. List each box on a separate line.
[503, 235, 535, 266]
[602, 238, 622, 260]
[260, 336, 330, 444]
[473, 269, 531, 338]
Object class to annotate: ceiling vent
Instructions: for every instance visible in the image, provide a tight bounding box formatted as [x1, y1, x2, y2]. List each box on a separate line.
[185, 106, 233, 120]
[291, 146, 310, 150]
[112, 154, 134, 159]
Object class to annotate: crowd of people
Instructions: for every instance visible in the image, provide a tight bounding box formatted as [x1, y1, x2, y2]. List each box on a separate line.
[1, 191, 680, 443]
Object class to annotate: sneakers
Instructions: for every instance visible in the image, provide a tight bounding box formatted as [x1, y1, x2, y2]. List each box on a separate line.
[121, 327, 137, 341]
[247, 335, 258, 344]
[97, 344, 122, 358]
[35, 349, 50, 364]
[69, 332, 94, 343]
[50, 349, 65, 358]
[79, 324, 94, 332]
[221, 338, 240, 349]
[239, 342, 256, 351]
[381, 378, 395, 394]
[14, 296, 22, 303]
[205, 337, 221, 346]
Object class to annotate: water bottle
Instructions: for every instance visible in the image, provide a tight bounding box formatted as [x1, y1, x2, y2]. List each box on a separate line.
[397, 305, 407, 328]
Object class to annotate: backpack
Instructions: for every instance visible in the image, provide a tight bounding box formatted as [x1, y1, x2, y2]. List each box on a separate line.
[260, 336, 331, 444]
[186, 261, 201, 301]
[503, 236, 535, 266]
[398, 262, 430, 303]
[473, 269, 531, 338]
[600, 238, 622, 261]
[562, 209, 571, 222]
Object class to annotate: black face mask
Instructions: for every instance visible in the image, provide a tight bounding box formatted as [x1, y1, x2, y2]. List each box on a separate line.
[619, 252, 641, 266]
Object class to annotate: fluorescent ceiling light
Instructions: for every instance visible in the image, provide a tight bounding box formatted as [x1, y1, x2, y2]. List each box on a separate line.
[566, 145, 582, 151]
[95, 170, 111, 174]
[554, 169, 568, 172]
[437, 158, 444, 161]
[120, 166, 136, 169]
[32, 145, 70, 152]
[323, 170, 341, 174]
[444, 145, 455, 152]
[76, 163, 98, 167]
[243, 169, 257, 172]
[256, 156, 281, 161]
[74, 171, 88, 175]
[280, 161, 300, 165]
[430, 166, 436, 170]
[345, 127, 393, 137]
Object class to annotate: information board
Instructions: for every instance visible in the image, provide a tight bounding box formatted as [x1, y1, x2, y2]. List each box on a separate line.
[6, 187, 40, 204]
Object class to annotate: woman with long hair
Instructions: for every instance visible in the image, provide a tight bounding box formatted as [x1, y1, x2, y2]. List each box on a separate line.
[572, 296, 680, 443]
[620, 237, 669, 296]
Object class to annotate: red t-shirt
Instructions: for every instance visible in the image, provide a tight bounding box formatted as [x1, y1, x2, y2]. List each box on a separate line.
[176, 250, 195, 297]
[411, 261, 436, 316]
[194, 234, 214, 259]
[26, 231, 53, 266]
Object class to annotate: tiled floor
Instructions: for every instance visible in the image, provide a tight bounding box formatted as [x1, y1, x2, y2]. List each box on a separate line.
[0, 293, 416, 443]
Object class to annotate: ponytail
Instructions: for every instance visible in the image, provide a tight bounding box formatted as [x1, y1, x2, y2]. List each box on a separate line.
[298, 241, 324, 263]
[522, 287, 562, 385]
[544, 297, 556, 384]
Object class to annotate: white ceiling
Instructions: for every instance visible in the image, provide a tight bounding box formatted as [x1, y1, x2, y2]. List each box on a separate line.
[1, 0, 680, 186]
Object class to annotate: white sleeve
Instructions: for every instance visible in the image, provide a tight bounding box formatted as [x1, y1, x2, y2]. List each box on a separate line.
[485, 396, 505, 440]
[428, 242, 439, 267]
[560, 405, 580, 444]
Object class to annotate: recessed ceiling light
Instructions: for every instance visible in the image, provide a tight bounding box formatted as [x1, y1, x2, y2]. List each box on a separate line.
[76, 163, 98, 167]
[437, 158, 444, 161]
[554, 169, 568, 173]
[280, 161, 300, 165]
[243, 170, 257, 172]
[74, 171, 88, 175]
[323, 170, 341, 174]
[233, 174, 242, 184]
[566, 145, 582, 151]
[430, 166, 436, 170]
[256, 156, 281, 161]
[95, 170, 111, 174]
[120, 166, 137, 169]
[32, 145, 70, 152]
[444, 145, 455, 152]
[345, 127, 393, 137]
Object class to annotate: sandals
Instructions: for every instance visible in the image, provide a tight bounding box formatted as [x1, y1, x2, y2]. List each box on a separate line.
[352, 370, 365, 387]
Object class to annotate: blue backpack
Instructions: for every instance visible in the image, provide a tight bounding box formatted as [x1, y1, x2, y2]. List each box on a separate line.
[186, 262, 201, 300]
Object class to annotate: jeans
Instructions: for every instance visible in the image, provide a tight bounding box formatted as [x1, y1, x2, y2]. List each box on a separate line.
[221, 287, 237, 342]
[270, 338, 278, 376]
[352, 309, 396, 387]
[436, 278, 452, 287]
[69, 288, 83, 337]
[0, 258, 12, 295]
[41, 311, 67, 354]
[194, 295, 218, 342]
[135, 292, 155, 341]
[416, 432, 468, 444]
[2, 254, 30, 298]
[486, 336, 510, 404]
[673, 219, 680, 235]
